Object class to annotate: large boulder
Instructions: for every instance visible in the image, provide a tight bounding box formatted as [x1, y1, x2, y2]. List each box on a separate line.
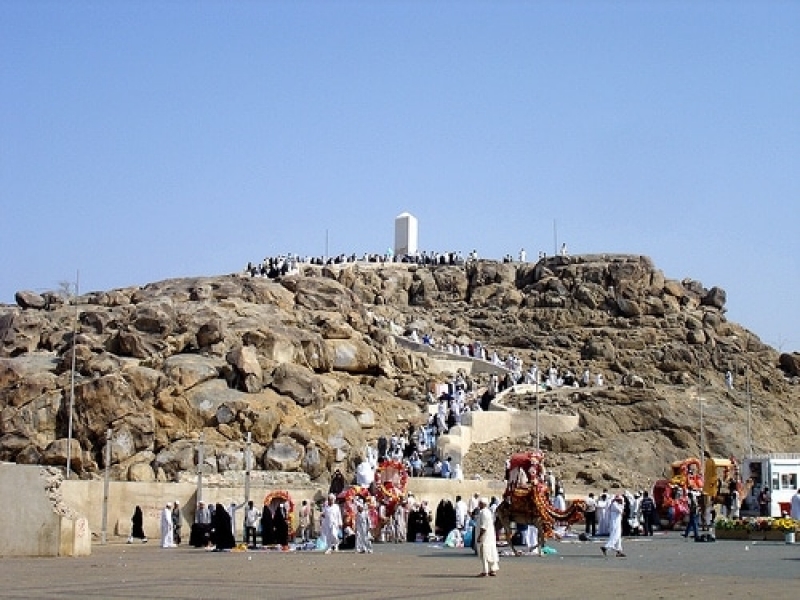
[779, 353, 800, 377]
[325, 338, 378, 373]
[153, 439, 197, 479]
[226, 345, 263, 393]
[42, 438, 83, 470]
[263, 436, 304, 471]
[14, 291, 48, 310]
[164, 355, 220, 390]
[270, 363, 321, 407]
[702, 286, 727, 310]
[0, 311, 45, 355]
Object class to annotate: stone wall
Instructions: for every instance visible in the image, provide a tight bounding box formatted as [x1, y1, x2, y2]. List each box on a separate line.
[59, 476, 503, 542]
[0, 463, 91, 556]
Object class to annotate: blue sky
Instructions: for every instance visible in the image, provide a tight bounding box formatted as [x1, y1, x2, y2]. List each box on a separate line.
[2, 1, 798, 351]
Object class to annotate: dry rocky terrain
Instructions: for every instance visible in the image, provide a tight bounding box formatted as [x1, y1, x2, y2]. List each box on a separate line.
[1, 254, 798, 491]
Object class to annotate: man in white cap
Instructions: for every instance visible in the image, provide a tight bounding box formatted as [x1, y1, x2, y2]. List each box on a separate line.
[475, 497, 499, 577]
[321, 493, 342, 554]
[601, 495, 626, 558]
[355, 499, 373, 554]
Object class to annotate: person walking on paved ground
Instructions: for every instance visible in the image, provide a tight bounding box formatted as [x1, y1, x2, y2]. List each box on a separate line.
[260, 504, 275, 546]
[128, 506, 148, 544]
[172, 501, 182, 545]
[584, 492, 597, 537]
[475, 497, 499, 577]
[355, 501, 373, 553]
[596, 491, 610, 536]
[244, 500, 260, 547]
[682, 488, 700, 540]
[640, 491, 656, 536]
[602, 495, 626, 558]
[393, 500, 407, 543]
[161, 502, 175, 548]
[298, 500, 312, 542]
[321, 493, 342, 553]
[211, 503, 236, 550]
[190, 501, 212, 547]
[228, 500, 246, 542]
[274, 503, 290, 547]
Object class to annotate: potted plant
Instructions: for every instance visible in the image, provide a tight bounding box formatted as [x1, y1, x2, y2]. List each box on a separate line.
[713, 517, 749, 540]
[773, 517, 798, 544]
[747, 517, 782, 541]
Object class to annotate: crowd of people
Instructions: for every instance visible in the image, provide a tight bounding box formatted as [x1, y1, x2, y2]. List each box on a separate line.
[243, 243, 572, 280]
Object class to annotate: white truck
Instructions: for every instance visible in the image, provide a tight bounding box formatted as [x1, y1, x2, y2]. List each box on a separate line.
[741, 453, 800, 517]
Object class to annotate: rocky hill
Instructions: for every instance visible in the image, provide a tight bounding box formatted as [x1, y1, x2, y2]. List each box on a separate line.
[1, 254, 798, 491]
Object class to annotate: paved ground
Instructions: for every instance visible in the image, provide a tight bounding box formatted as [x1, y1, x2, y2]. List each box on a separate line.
[1, 532, 798, 600]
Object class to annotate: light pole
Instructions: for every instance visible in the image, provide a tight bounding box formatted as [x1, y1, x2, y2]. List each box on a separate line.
[244, 432, 252, 504]
[101, 427, 111, 545]
[746, 366, 753, 458]
[65, 272, 79, 479]
[196, 432, 205, 504]
[535, 359, 540, 450]
[697, 353, 705, 460]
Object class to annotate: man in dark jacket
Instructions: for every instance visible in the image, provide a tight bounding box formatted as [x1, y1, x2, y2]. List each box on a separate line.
[640, 491, 656, 536]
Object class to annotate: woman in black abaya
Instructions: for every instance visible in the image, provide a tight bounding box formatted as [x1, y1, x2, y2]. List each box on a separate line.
[260, 505, 275, 546]
[211, 503, 236, 550]
[273, 503, 289, 547]
[128, 506, 147, 543]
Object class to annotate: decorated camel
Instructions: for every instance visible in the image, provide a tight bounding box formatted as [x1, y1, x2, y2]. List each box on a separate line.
[337, 458, 409, 537]
[494, 450, 585, 556]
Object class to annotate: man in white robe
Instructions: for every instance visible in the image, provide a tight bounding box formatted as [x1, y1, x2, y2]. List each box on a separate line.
[393, 501, 407, 543]
[467, 492, 480, 516]
[321, 494, 342, 554]
[601, 495, 626, 557]
[455, 495, 469, 530]
[161, 502, 175, 548]
[475, 498, 499, 577]
[790, 489, 800, 520]
[596, 492, 610, 536]
[355, 502, 373, 553]
[524, 523, 539, 553]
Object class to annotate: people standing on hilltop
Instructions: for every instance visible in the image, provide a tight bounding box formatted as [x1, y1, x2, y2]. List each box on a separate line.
[128, 506, 148, 544]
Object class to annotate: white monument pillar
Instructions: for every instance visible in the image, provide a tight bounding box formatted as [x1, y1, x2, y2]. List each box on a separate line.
[394, 212, 418, 257]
